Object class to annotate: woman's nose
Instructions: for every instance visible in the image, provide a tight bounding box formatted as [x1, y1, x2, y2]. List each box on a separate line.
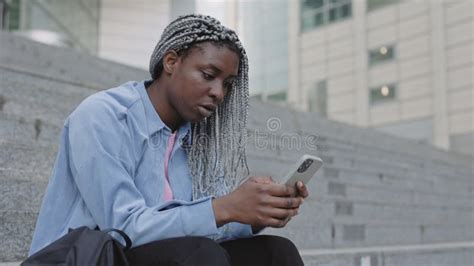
[209, 82, 225, 103]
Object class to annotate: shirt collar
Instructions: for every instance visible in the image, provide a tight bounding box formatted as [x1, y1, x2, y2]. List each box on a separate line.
[177, 120, 192, 147]
[136, 80, 191, 143]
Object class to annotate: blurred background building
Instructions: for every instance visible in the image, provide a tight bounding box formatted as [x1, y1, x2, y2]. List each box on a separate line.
[1, 1, 473, 265]
[289, 0, 473, 157]
[1, 0, 472, 156]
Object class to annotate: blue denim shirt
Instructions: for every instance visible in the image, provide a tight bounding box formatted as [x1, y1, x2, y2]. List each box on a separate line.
[29, 81, 253, 255]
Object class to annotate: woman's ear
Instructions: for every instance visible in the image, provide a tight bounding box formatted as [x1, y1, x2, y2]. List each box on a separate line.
[163, 50, 179, 75]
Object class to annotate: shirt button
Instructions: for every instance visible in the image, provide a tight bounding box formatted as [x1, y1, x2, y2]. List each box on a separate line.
[151, 133, 161, 147]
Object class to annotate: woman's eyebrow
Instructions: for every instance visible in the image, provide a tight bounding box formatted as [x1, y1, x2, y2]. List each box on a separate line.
[206, 64, 237, 78]
[205, 64, 222, 73]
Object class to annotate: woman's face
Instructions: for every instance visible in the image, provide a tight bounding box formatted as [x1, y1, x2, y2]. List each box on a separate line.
[166, 42, 240, 123]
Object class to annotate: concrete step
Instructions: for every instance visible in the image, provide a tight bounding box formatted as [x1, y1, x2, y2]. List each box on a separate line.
[0, 166, 470, 258]
[248, 99, 473, 166]
[0, 74, 89, 127]
[0, 179, 47, 211]
[247, 141, 473, 188]
[0, 112, 62, 144]
[246, 127, 473, 177]
[4, 134, 467, 190]
[288, 198, 474, 232]
[0, 140, 57, 176]
[2, 177, 471, 242]
[246, 156, 473, 243]
[1, 136, 470, 213]
[321, 177, 472, 210]
[247, 150, 473, 204]
[0, 72, 92, 122]
[0, 31, 148, 90]
[246, 132, 466, 177]
[2, 73, 470, 173]
[1, 73, 470, 176]
[321, 165, 473, 198]
[0, 167, 49, 183]
[1, 95, 70, 128]
[0, 262, 20, 266]
[273, 215, 474, 250]
[321, 140, 473, 178]
[0, 210, 37, 262]
[3, 166, 470, 238]
[300, 242, 474, 266]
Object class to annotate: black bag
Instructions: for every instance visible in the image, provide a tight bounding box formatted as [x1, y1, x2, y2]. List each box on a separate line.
[22, 226, 132, 266]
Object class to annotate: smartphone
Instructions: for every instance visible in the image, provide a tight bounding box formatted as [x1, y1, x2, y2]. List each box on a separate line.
[282, 155, 323, 187]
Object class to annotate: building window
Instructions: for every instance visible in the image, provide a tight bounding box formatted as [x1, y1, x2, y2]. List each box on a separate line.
[5, 0, 100, 53]
[370, 84, 396, 105]
[250, 94, 263, 101]
[301, 0, 352, 32]
[267, 91, 287, 102]
[4, 0, 21, 30]
[369, 45, 395, 66]
[308, 80, 327, 117]
[367, 0, 400, 12]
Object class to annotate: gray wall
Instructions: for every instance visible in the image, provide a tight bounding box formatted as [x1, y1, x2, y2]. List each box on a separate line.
[451, 132, 474, 157]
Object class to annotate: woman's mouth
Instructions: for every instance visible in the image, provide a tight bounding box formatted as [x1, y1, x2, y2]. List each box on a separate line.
[198, 105, 215, 117]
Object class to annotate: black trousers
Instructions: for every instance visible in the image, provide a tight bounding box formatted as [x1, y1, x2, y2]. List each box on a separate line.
[125, 235, 304, 266]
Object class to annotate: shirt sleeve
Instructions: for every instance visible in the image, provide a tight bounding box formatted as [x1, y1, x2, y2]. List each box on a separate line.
[66, 95, 219, 247]
[215, 222, 254, 242]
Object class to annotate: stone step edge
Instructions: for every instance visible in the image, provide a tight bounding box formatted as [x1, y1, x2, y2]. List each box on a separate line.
[299, 240, 474, 257]
[1, 63, 470, 166]
[0, 262, 20, 266]
[2, 241, 473, 265]
[0, 63, 103, 91]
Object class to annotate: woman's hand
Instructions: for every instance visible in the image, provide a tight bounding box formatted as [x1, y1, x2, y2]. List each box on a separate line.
[212, 176, 305, 228]
[296, 181, 309, 199]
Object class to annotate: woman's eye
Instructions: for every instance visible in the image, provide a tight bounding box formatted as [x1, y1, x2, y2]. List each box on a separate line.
[224, 82, 233, 90]
[202, 72, 214, 80]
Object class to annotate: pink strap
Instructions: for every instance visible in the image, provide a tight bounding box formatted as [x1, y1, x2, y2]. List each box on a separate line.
[163, 132, 177, 201]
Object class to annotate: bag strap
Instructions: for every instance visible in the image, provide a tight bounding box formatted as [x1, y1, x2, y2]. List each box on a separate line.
[102, 229, 132, 251]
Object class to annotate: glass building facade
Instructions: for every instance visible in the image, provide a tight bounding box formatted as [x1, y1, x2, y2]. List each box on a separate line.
[238, 0, 289, 102]
[2, 0, 100, 54]
[301, 0, 352, 32]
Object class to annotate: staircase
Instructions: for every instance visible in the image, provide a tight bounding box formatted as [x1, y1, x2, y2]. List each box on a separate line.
[1, 31, 473, 265]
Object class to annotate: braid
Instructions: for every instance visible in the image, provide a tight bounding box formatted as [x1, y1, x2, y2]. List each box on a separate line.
[149, 14, 250, 200]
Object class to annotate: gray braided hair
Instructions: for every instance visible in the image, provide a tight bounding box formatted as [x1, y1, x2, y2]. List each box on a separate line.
[149, 14, 249, 200]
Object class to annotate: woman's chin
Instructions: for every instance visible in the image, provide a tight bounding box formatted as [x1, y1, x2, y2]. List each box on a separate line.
[186, 113, 207, 123]
[187, 109, 213, 123]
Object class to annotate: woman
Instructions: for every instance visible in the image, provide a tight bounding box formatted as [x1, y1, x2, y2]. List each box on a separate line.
[30, 14, 307, 265]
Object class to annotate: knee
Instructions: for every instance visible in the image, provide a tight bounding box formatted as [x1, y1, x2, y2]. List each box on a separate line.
[257, 235, 298, 249]
[187, 237, 231, 265]
[191, 236, 224, 251]
[256, 235, 301, 257]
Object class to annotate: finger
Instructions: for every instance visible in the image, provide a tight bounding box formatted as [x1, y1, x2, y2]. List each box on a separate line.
[264, 206, 299, 219]
[278, 216, 292, 226]
[266, 196, 303, 209]
[297, 181, 309, 198]
[266, 217, 291, 228]
[265, 183, 296, 197]
[251, 176, 274, 184]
